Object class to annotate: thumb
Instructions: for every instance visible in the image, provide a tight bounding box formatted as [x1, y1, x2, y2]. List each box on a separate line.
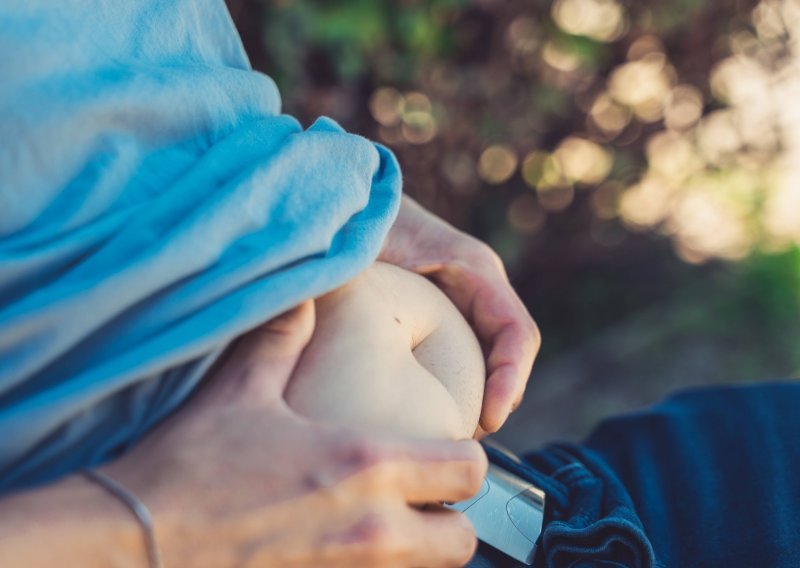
[197, 301, 316, 406]
[236, 300, 316, 363]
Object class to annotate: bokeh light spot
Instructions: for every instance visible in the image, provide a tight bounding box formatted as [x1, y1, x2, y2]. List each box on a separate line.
[403, 91, 433, 113]
[609, 53, 673, 122]
[627, 35, 664, 61]
[589, 92, 631, 135]
[752, 1, 786, 41]
[697, 110, 741, 165]
[555, 137, 613, 185]
[710, 56, 769, 106]
[646, 131, 701, 183]
[664, 85, 704, 131]
[667, 189, 752, 261]
[401, 111, 437, 144]
[521, 151, 549, 188]
[542, 41, 581, 72]
[552, 0, 628, 42]
[369, 87, 405, 126]
[763, 176, 800, 248]
[619, 176, 673, 229]
[478, 145, 519, 184]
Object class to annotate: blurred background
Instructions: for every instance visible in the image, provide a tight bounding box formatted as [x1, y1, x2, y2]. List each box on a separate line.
[227, 0, 800, 452]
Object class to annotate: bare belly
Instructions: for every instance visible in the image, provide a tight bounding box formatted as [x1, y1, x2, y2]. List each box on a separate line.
[285, 262, 485, 440]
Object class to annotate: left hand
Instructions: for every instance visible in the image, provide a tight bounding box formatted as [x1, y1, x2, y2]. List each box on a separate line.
[379, 195, 541, 434]
[107, 302, 486, 568]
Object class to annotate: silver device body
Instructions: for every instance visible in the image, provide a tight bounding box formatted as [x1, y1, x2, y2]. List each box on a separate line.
[447, 460, 546, 565]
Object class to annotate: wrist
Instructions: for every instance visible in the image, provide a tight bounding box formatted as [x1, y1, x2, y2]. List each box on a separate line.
[75, 474, 153, 567]
[0, 475, 146, 567]
[100, 456, 179, 567]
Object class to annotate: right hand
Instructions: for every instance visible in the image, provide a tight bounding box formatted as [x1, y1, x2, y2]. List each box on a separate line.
[105, 301, 488, 567]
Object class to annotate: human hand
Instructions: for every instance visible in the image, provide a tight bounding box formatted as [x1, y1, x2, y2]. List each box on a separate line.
[105, 301, 487, 567]
[379, 195, 541, 433]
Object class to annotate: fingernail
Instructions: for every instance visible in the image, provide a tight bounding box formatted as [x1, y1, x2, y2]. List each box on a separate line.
[498, 404, 514, 428]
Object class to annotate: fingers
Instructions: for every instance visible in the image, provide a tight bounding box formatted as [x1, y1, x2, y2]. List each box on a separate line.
[423, 246, 540, 433]
[330, 436, 487, 505]
[383, 439, 488, 505]
[460, 252, 538, 431]
[472, 424, 489, 440]
[477, 296, 538, 433]
[480, 306, 539, 431]
[440, 267, 539, 432]
[236, 300, 316, 362]
[312, 436, 484, 567]
[321, 506, 477, 568]
[196, 301, 316, 406]
[380, 196, 541, 431]
[480, 363, 523, 433]
[405, 507, 478, 567]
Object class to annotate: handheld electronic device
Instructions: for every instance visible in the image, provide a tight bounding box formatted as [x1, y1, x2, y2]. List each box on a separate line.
[446, 445, 546, 565]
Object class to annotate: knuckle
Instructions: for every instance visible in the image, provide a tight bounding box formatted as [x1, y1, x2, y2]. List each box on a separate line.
[353, 512, 404, 558]
[527, 318, 542, 346]
[360, 512, 393, 545]
[517, 316, 542, 359]
[302, 465, 341, 493]
[525, 315, 540, 338]
[329, 511, 400, 567]
[474, 241, 502, 267]
[335, 438, 384, 475]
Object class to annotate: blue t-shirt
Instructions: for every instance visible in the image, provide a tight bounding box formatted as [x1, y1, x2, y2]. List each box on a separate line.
[0, 0, 401, 492]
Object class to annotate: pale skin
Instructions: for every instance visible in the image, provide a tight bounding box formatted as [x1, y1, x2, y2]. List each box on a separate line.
[0, 196, 538, 566]
[286, 262, 486, 441]
[379, 196, 540, 434]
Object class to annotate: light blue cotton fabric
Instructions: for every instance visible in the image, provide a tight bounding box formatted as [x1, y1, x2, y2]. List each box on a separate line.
[0, 0, 401, 493]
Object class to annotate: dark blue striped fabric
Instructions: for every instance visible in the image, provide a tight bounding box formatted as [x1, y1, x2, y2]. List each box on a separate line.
[474, 381, 800, 567]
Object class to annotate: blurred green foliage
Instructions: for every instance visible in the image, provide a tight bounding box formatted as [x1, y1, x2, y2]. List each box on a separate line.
[261, 0, 471, 88]
[227, 0, 800, 422]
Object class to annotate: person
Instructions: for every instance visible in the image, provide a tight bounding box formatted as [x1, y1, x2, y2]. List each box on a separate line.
[100, 259, 800, 568]
[214, 262, 800, 568]
[6, 3, 800, 568]
[0, 301, 478, 566]
[0, 262, 493, 567]
[0, 1, 538, 566]
[90, 261, 501, 567]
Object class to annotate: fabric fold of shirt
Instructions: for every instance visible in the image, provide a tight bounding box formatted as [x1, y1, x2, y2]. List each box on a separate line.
[467, 443, 655, 568]
[584, 381, 800, 568]
[494, 381, 800, 567]
[524, 445, 656, 568]
[0, 0, 401, 492]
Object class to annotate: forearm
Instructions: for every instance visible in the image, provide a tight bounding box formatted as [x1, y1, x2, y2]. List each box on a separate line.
[0, 474, 146, 567]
